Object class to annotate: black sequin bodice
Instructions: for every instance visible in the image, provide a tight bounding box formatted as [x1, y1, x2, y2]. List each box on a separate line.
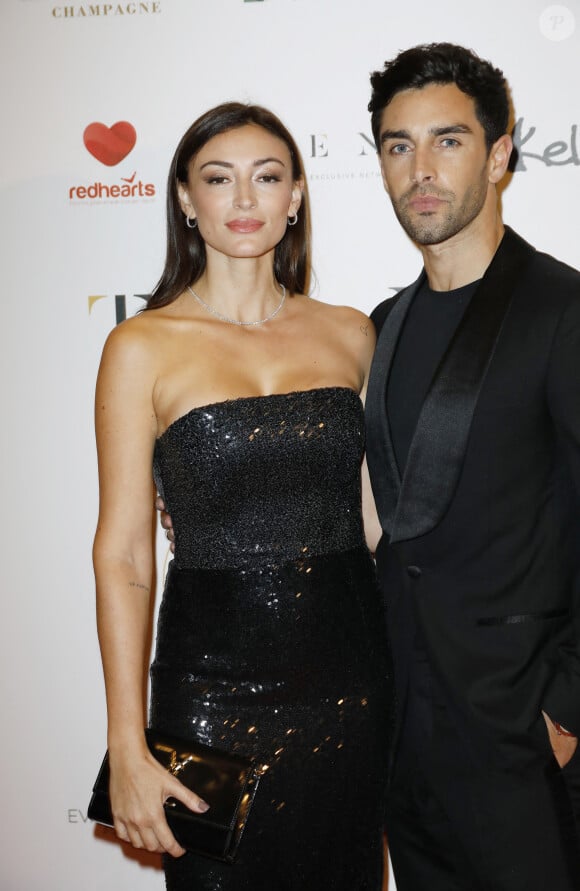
[149, 386, 391, 890]
[153, 387, 365, 569]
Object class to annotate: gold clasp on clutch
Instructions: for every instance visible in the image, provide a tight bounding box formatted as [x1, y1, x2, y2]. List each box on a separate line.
[170, 751, 197, 777]
[155, 743, 198, 777]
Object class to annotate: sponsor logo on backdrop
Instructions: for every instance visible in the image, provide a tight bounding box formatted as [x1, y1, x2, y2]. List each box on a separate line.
[89, 294, 148, 323]
[69, 172, 155, 201]
[511, 118, 579, 170]
[67, 809, 90, 823]
[84, 121, 136, 166]
[306, 131, 383, 183]
[52, 2, 160, 17]
[69, 120, 157, 203]
[309, 131, 378, 158]
[305, 126, 580, 179]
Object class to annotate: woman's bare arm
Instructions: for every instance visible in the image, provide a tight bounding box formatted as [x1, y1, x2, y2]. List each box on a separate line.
[361, 456, 382, 555]
[356, 316, 383, 554]
[93, 320, 208, 855]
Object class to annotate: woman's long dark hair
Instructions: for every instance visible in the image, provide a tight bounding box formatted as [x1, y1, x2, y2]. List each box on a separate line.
[147, 103, 311, 310]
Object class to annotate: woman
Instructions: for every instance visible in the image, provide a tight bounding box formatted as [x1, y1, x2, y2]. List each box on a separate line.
[93, 102, 391, 890]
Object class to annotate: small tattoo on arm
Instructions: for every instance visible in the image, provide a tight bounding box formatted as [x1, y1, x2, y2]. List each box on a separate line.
[360, 324, 369, 337]
[129, 581, 150, 592]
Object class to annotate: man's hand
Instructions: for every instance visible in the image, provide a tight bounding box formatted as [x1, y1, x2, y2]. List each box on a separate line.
[542, 711, 578, 768]
[155, 496, 175, 552]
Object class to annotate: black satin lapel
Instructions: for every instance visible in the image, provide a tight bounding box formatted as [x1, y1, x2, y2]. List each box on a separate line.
[391, 227, 536, 544]
[366, 274, 425, 536]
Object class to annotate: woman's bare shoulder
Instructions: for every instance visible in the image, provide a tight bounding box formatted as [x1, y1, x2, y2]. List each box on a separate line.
[303, 295, 371, 325]
[102, 306, 168, 348]
[99, 311, 165, 379]
[302, 297, 374, 345]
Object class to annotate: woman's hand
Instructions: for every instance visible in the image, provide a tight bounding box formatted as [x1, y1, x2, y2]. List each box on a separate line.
[542, 711, 578, 768]
[109, 748, 209, 856]
[155, 495, 175, 552]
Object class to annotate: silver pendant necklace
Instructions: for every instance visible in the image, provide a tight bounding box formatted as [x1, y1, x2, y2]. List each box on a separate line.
[187, 284, 286, 327]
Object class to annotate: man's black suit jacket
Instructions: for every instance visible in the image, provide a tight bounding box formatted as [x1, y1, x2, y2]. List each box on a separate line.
[366, 226, 580, 772]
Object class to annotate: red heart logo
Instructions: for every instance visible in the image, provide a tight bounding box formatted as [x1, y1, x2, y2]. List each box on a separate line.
[83, 121, 137, 166]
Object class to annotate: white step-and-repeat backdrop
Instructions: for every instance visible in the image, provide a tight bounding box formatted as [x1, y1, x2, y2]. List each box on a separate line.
[1, 1, 578, 888]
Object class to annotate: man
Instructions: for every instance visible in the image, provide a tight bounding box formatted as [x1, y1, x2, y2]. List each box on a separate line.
[365, 42, 580, 890]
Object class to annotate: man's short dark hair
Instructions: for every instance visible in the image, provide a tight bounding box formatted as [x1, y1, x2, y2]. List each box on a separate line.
[369, 42, 509, 153]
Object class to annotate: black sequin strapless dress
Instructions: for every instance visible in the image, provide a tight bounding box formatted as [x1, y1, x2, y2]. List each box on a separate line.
[150, 387, 391, 890]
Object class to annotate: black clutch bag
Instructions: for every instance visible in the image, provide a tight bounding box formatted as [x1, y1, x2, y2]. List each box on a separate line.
[88, 729, 261, 862]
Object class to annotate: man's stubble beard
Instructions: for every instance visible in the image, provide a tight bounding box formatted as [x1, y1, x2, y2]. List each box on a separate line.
[391, 170, 489, 246]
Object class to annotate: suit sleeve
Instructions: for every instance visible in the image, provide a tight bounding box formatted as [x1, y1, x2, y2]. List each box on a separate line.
[542, 289, 580, 734]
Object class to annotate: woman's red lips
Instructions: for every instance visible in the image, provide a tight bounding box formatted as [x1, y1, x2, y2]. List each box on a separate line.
[226, 219, 264, 233]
